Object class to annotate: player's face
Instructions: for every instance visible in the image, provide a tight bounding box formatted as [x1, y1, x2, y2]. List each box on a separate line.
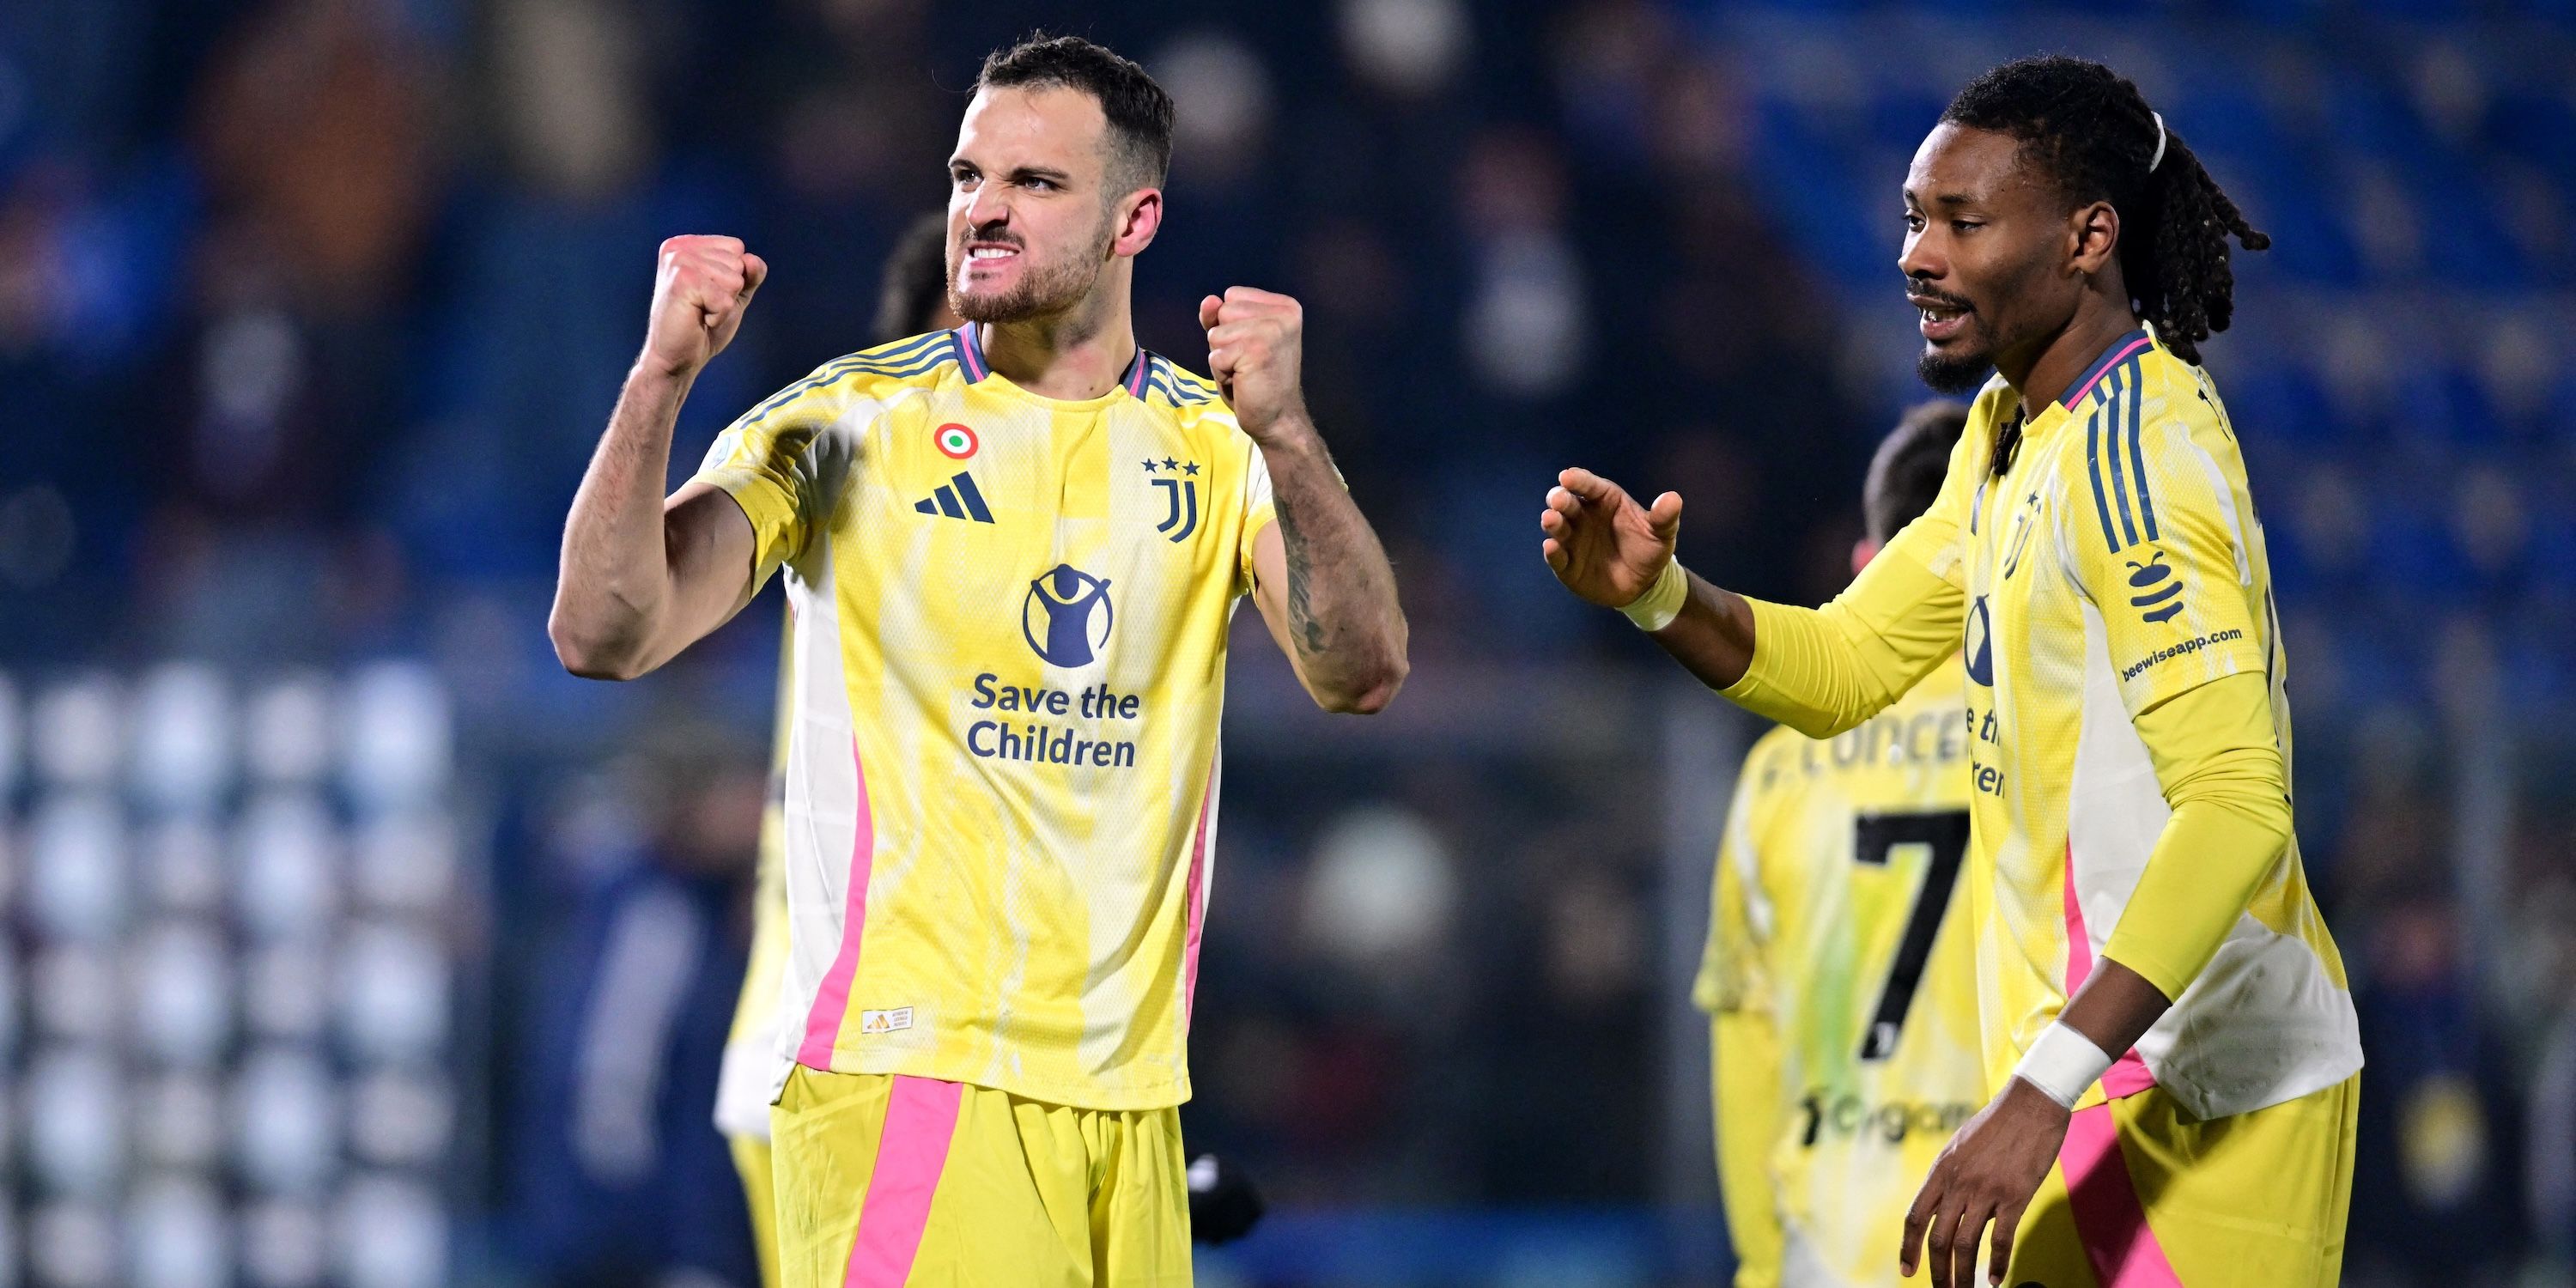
[1899, 123, 2080, 395]
[946, 86, 1122, 325]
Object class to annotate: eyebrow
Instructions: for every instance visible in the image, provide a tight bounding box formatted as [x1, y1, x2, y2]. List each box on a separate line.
[950, 156, 1076, 185]
[1904, 185, 1981, 208]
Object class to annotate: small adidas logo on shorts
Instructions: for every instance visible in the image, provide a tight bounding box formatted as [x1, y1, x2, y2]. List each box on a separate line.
[859, 1007, 914, 1035]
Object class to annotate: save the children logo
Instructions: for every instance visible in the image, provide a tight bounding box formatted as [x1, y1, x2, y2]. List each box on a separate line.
[1022, 565, 1115, 667]
[1963, 596, 1995, 687]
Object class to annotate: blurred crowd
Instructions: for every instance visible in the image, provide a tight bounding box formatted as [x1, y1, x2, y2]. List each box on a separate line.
[0, 0, 2571, 1285]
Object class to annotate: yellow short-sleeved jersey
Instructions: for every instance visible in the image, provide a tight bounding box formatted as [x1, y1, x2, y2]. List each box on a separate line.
[1923, 328, 2360, 1118]
[1697, 665, 1984, 1288]
[693, 324, 1274, 1111]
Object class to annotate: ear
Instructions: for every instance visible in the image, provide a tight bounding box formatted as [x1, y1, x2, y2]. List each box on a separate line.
[2069, 199, 2119, 276]
[1851, 538, 1880, 577]
[1111, 187, 1163, 258]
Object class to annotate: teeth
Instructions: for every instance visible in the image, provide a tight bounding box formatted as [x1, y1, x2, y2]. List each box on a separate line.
[969, 247, 1015, 260]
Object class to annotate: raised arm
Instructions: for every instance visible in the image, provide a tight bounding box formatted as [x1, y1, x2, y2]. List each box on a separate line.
[549, 236, 769, 681]
[1540, 467, 1964, 738]
[1204, 288, 1408, 714]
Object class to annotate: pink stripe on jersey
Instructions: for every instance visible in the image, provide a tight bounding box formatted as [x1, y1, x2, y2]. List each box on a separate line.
[2061, 332, 2156, 409]
[797, 738, 876, 1068]
[843, 1075, 964, 1287]
[2060, 1103, 2186, 1287]
[1180, 760, 1216, 1030]
[2062, 844, 2158, 1099]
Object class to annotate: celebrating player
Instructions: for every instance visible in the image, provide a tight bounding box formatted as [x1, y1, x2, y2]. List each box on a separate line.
[1544, 56, 2359, 1288]
[1699, 401, 1983, 1288]
[553, 33, 1406, 1288]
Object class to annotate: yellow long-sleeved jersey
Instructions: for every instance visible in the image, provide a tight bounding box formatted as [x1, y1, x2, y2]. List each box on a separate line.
[1720, 326, 2360, 1120]
[1698, 664, 1984, 1288]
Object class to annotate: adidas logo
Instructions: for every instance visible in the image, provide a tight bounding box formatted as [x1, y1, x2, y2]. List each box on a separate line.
[914, 471, 994, 524]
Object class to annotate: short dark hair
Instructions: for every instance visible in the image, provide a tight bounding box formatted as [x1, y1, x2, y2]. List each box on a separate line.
[976, 33, 1176, 193]
[1865, 401, 1970, 544]
[872, 211, 952, 344]
[1941, 56, 2269, 367]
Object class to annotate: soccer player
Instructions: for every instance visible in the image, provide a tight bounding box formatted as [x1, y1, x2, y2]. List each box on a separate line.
[1700, 400, 1983, 1288]
[552, 33, 1407, 1288]
[710, 210, 957, 1288]
[1542, 57, 2360, 1288]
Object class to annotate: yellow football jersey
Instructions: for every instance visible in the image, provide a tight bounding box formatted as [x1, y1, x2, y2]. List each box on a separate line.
[1917, 326, 2360, 1118]
[693, 323, 1273, 1111]
[1697, 664, 1984, 1288]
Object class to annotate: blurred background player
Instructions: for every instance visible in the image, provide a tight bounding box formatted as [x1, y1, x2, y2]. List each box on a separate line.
[1542, 56, 2360, 1288]
[1698, 400, 1980, 1288]
[708, 210, 957, 1288]
[508, 726, 767, 1288]
[551, 33, 1405, 1288]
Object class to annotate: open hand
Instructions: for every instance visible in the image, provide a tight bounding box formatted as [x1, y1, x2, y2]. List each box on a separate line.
[1540, 467, 1684, 608]
[1899, 1078, 2068, 1287]
[642, 234, 767, 379]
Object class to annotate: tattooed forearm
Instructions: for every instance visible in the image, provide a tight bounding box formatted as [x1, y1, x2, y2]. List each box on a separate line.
[1273, 486, 1330, 655]
[1256, 422, 1407, 713]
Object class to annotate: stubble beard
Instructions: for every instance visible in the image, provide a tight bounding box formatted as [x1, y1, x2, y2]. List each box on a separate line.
[948, 219, 1115, 326]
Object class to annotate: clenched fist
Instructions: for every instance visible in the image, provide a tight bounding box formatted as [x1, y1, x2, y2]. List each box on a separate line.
[642, 235, 767, 379]
[1200, 287, 1311, 446]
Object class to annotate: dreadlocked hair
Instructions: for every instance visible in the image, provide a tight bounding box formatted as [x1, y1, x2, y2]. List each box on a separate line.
[1942, 55, 2269, 367]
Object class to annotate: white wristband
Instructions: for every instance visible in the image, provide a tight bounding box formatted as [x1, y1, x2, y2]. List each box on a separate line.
[2011, 1022, 2114, 1109]
[1619, 558, 1688, 631]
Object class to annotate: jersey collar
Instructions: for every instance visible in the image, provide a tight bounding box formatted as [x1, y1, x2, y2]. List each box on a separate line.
[955, 322, 1151, 398]
[2016, 325, 2157, 449]
[2057, 327, 2154, 411]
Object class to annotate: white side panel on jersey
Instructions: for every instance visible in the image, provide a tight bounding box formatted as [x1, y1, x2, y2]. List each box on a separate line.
[767, 394, 905, 1089]
[2070, 602, 2362, 1120]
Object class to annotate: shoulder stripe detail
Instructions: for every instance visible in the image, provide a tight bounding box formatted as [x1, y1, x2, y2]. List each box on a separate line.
[2104, 368, 2141, 549]
[740, 334, 958, 427]
[2123, 358, 2159, 542]
[2059, 329, 2154, 410]
[2086, 400, 2122, 551]
[1143, 356, 1216, 406]
[858, 330, 955, 364]
[843, 345, 958, 381]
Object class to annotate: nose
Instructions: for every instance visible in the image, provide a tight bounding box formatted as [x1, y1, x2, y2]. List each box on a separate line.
[1899, 224, 1941, 283]
[963, 181, 1012, 234]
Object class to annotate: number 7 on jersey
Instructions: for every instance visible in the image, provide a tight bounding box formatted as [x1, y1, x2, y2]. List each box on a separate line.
[1852, 810, 1971, 1060]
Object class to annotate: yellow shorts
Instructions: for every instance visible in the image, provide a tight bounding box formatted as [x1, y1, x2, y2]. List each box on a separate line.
[769, 1066, 1190, 1288]
[731, 1133, 781, 1288]
[2006, 1073, 2357, 1288]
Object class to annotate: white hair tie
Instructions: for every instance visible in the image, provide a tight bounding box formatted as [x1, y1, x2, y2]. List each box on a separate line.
[2148, 111, 2168, 173]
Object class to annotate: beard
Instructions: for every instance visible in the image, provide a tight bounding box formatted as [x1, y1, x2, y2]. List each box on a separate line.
[1917, 341, 1995, 395]
[948, 218, 1115, 325]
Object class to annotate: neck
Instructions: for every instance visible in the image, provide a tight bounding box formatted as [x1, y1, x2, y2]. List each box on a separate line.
[1997, 291, 2140, 411]
[977, 272, 1138, 400]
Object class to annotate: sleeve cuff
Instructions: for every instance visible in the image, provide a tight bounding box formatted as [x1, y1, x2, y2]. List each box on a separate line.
[691, 467, 798, 584]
